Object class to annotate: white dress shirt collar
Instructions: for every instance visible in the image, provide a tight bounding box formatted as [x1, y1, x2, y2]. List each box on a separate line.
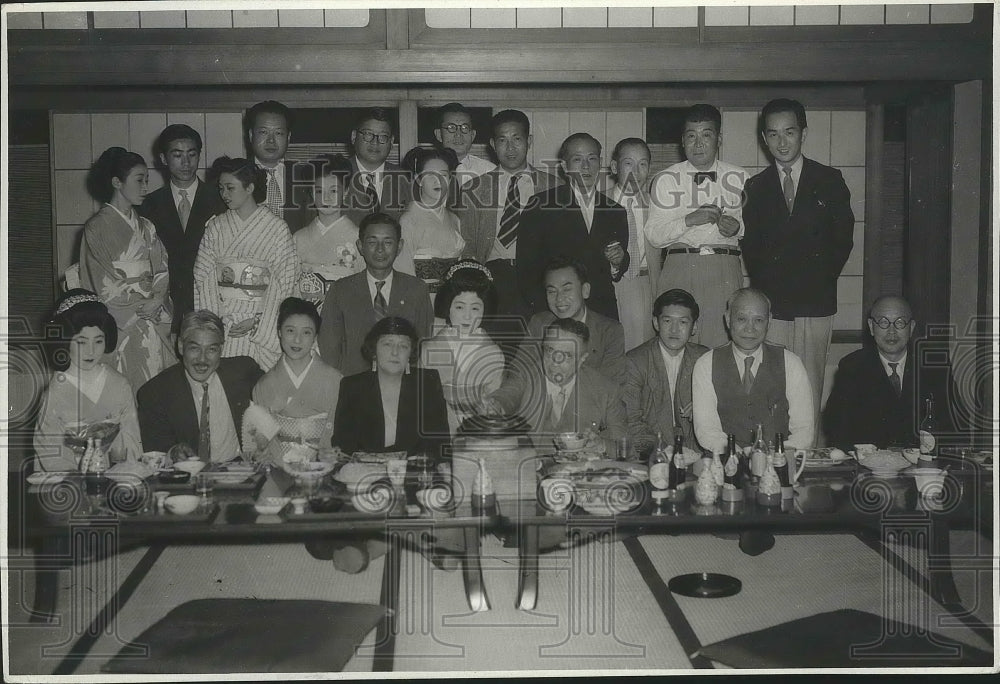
[366, 269, 395, 303]
[731, 344, 764, 379]
[877, 350, 908, 384]
[170, 178, 199, 208]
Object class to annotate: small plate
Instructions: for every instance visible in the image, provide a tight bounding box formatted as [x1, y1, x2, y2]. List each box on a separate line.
[27, 471, 70, 485]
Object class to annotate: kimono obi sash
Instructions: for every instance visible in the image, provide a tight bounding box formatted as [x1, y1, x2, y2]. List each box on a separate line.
[217, 259, 272, 302]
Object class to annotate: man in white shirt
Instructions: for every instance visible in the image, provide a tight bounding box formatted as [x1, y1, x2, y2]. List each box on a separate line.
[434, 102, 495, 188]
[623, 288, 709, 456]
[244, 100, 311, 232]
[692, 287, 814, 455]
[607, 137, 657, 351]
[137, 310, 262, 460]
[645, 104, 748, 348]
[141, 124, 226, 334]
[343, 108, 412, 226]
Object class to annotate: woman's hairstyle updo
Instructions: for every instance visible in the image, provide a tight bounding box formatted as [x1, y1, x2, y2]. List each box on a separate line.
[433, 259, 498, 322]
[360, 316, 420, 366]
[86, 147, 147, 204]
[46, 289, 118, 371]
[276, 297, 322, 333]
[400, 146, 459, 201]
[209, 156, 267, 204]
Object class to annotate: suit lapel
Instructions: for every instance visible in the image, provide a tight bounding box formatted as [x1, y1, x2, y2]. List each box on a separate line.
[172, 366, 201, 443]
[647, 341, 675, 427]
[154, 187, 184, 244]
[397, 373, 418, 449]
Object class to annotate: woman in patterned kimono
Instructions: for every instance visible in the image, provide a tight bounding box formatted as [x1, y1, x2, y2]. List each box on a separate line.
[34, 290, 142, 472]
[242, 297, 343, 463]
[419, 260, 504, 434]
[79, 147, 172, 392]
[294, 154, 363, 312]
[395, 147, 465, 292]
[194, 157, 298, 371]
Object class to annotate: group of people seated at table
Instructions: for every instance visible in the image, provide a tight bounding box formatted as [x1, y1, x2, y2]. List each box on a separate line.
[32, 95, 952, 569]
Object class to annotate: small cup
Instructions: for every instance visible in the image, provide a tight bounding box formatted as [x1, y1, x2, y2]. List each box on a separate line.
[194, 474, 214, 507]
[153, 491, 170, 513]
[616, 436, 631, 461]
[386, 458, 407, 488]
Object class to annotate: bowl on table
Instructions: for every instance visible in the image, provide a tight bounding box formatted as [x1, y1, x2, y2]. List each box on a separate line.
[553, 432, 588, 451]
[254, 496, 290, 515]
[157, 469, 191, 485]
[164, 494, 200, 515]
[173, 459, 206, 476]
[902, 448, 922, 465]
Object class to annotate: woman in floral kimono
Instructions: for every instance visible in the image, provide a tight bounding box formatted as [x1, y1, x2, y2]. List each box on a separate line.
[242, 298, 343, 463]
[419, 260, 504, 433]
[294, 154, 363, 312]
[194, 157, 298, 371]
[79, 147, 172, 392]
[34, 290, 142, 472]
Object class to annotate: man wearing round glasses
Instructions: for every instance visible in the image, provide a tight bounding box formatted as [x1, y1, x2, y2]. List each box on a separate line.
[344, 108, 412, 226]
[823, 295, 950, 450]
[434, 102, 495, 188]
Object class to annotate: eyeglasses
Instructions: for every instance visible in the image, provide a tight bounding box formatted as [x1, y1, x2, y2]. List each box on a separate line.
[440, 123, 473, 134]
[870, 317, 911, 330]
[356, 130, 392, 144]
[542, 344, 578, 361]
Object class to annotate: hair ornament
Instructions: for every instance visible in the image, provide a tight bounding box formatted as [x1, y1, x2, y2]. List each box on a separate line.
[55, 293, 100, 316]
[445, 260, 494, 283]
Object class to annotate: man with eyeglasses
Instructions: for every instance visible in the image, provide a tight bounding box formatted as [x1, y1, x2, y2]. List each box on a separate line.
[487, 318, 627, 450]
[343, 108, 412, 226]
[244, 100, 312, 233]
[434, 102, 495, 188]
[823, 295, 952, 451]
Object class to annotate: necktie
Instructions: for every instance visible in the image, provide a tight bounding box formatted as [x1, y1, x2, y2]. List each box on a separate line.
[198, 382, 211, 462]
[624, 196, 641, 279]
[265, 168, 283, 218]
[496, 173, 524, 248]
[177, 188, 191, 230]
[552, 387, 567, 425]
[888, 362, 902, 397]
[374, 280, 388, 317]
[693, 171, 717, 185]
[364, 173, 380, 211]
[781, 166, 795, 212]
[742, 356, 755, 395]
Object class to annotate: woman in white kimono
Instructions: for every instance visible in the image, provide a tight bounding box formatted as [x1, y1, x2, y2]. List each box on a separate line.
[242, 298, 343, 463]
[33, 290, 142, 472]
[194, 157, 298, 371]
[395, 147, 465, 293]
[419, 260, 504, 433]
[79, 147, 172, 392]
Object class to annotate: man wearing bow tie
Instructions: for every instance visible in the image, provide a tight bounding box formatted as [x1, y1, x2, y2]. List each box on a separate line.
[742, 99, 855, 436]
[645, 104, 747, 348]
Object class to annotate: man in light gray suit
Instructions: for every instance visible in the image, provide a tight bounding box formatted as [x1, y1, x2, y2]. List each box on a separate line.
[459, 109, 561, 357]
[319, 213, 433, 375]
[622, 288, 709, 457]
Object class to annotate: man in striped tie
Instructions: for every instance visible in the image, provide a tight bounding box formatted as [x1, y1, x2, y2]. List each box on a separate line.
[343, 108, 412, 226]
[458, 109, 561, 361]
[245, 100, 311, 233]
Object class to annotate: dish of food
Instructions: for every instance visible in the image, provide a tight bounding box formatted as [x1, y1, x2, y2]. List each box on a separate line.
[858, 449, 912, 475]
[544, 459, 648, 482]
[457, 413, 531, 438]
[26, 471, 70, 485]
[350, 451, 407, 465]
[796, 447, 852, 468]
[334, 462, 386, 492]
[64, 420, 121, 450]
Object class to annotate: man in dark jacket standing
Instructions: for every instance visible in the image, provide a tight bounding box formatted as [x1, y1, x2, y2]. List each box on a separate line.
[742, 98, 854, 439]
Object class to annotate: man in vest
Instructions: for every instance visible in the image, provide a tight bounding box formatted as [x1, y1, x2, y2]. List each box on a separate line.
[692, 287, 814, 555]
[692, 286, 815, 457]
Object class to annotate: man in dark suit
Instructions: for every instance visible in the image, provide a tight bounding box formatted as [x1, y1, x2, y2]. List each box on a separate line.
[517, 132, 630, 321]
[343, 108, 412, 226]
[488, 318, 627, 451]
[460, 109, 562, 351]
[137, 310, 262, 460]
[515, 256, 625, 379]
[623, 288, 709, 456]
[244, 100, 313, 233]
[742, 99, 855, 434]
[823, 295, 952, 451]
[319, 212, 433, 375]
[140, 124, 226, 335]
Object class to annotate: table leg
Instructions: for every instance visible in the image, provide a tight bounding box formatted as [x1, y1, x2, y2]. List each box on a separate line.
[373, 532, 402, 672]
[29, 534, 66, 624]
[516, 524, 539, 611]
[461, 527, 490, 612]
[928, 516, 962, 607]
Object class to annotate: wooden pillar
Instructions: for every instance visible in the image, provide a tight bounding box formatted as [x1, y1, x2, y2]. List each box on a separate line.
[904, 88, 953, 340]
[862, 103, 885, 325]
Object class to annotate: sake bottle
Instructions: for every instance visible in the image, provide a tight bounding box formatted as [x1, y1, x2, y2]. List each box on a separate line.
[751, 424, 767, 482]
[757, 452, 782, 507]
[694, 454, 719, 505]
[918, 395, 936, 462]
[773, 433, 793, 498]
[668, 433, 686, 491]
[722, 434, 743, 501]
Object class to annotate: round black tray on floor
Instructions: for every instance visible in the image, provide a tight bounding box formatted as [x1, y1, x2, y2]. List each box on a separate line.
[668, 572, 742, 598]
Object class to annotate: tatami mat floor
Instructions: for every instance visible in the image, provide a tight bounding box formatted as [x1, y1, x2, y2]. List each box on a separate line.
[5, 529, 995, 675]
